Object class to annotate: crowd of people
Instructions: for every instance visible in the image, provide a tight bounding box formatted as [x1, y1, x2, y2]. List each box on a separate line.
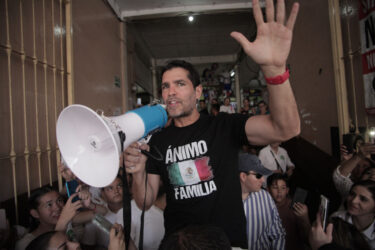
[3, 140, 375, 250]
[198, 96, 270, 118]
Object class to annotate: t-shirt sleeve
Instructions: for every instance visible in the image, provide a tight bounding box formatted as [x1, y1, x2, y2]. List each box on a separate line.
[225, 113, 249, 146]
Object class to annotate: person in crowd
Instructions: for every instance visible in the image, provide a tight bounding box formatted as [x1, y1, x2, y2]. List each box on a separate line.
[257, 100, 269, 115]
[82, 176, 124, 248]
[124, 0, 300, 247]
[198, 99, 209, 115]
[219, 97, 235, 114]
[26, 224, 125, 250]
[239, 153, 285, 249]
[259, 142, 295, 177]
[210, 103, 220, 116]
[331, 180, 375, 249]
[250, 105, 258, 115]
[267, 173, 310, 250]
[309, 212, 371, 250]
[159, 224, 231, 250]
[333, 144, 375, 200]
[82, 175, 152, 250]
[240, 98, 251, 115]
[15, 186, 95, 250]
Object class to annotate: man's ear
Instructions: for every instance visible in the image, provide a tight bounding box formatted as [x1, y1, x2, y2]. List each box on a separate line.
[195, 84, 203, 100]
[239, 172, 246, 183]
[30, 209, 39, 219]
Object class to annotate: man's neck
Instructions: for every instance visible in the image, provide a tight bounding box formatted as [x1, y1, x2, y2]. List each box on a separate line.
[270, 146, 279, 153]
[275, 198, 289, 208]
[242, 191, 250, 201]
[173, 110, 200, 127]
[108, 202, 123, 214]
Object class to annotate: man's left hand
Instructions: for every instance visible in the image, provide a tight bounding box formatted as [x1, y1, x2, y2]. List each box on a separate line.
[230, 0, 299, 77]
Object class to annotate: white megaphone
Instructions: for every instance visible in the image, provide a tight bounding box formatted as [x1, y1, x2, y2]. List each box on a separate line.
[56, 103, 168, 187]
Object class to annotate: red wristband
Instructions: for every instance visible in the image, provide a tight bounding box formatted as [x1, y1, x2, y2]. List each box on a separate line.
[265, 69, 290, 85]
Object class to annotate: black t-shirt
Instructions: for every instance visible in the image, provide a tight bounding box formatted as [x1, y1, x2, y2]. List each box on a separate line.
[147, 113, 248, 248]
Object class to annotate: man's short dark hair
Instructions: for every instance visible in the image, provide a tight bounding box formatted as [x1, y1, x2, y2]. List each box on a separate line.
[267, 173, 290, 188]
[257, 100, 267, 106]
[159, 224, 231, 250]
[161, 60, 201, 88]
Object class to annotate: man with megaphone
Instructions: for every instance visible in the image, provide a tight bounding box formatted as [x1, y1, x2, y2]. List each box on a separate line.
[124, 0, 300, 248]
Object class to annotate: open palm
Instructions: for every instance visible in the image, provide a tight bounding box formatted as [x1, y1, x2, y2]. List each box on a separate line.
[231, 0, 299, 75]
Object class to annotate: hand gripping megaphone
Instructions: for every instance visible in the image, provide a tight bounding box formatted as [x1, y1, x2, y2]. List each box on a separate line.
[56, 103, 168, 187]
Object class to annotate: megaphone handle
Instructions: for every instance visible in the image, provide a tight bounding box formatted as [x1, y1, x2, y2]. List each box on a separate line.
[141, 146, 163, 162]
[118, 131, 131, 249]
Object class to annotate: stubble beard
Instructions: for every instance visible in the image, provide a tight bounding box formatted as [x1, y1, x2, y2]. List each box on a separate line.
[168, 105, 195, 119]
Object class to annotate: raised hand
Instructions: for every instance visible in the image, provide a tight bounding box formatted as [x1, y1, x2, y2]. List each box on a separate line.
[309, 212, 333, 250]
[231, 0, 299, 76]
[108, 224, 126, 250]
[340, 144, 353, 162]
[55, 193, 82, 231]
[76, 184, 91, 208]
[292, 202, 308, 218]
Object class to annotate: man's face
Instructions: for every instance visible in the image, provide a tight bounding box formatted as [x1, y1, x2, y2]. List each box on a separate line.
[241, 171, 265, 193]
[161, 67, 202, 119]
[268, 179, 289, 204]
[102, 178, 123, 204]
[258, 103, 267, 114]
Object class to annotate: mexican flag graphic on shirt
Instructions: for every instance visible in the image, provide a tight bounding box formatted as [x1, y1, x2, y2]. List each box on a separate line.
[167, 156, 213, 187]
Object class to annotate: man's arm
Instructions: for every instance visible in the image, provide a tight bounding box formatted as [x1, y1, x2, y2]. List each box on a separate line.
[123, 142, 160, 210]
[339, 143, 375, 177]
[231, 0, 300, 145]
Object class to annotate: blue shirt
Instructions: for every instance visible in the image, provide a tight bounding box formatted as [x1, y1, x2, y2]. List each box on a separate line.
[243, 189, 286, 250]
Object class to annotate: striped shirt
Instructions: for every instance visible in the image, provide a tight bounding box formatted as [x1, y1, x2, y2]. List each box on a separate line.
[243, 189, 286, 250]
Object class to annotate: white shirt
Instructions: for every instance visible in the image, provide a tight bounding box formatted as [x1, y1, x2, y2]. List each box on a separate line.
[117, 200, 165, 250]
[219, 105, 235, 114]
[258, 145, 294, 173]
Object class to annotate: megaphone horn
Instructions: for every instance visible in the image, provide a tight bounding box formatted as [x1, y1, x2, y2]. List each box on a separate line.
[56, 104, 168, 187]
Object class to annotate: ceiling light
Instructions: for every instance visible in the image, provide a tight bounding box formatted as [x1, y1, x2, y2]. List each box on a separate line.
[230, 70, 235, 77]
[188, 15, 194, 22]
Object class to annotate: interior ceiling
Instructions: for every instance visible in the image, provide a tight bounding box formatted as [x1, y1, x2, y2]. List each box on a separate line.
[107, 0, 263, 66]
